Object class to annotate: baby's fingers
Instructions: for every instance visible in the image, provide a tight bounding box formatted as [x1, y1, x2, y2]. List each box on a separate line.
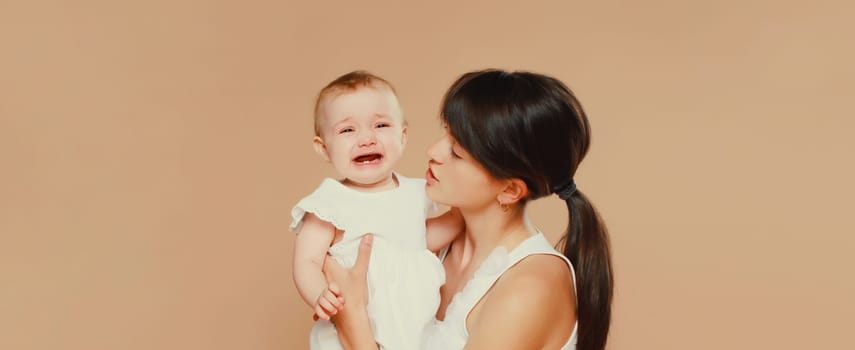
[318, 295, 339, 315]
[323, 288, 344, 309]
[328, 283, 341, 296]
[314, 305, 330, 321]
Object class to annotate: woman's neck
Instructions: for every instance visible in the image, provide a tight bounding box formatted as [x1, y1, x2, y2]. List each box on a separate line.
[453, 206, 532, 270]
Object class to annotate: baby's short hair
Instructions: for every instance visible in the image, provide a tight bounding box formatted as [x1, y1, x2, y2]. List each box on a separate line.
[314, 70, 399, 136]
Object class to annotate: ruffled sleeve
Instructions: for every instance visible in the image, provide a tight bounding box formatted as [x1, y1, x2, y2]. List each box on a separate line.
[289, 178, 347, 233]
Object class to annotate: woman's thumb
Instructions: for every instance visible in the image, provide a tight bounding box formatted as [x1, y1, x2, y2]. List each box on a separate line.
[353, 234, 374, 276]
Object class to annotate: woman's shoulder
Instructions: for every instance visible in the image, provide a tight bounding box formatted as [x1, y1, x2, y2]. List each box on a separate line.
[476, 236, 576, 311]
[502, 234, 575, 291]
[503, 254, 574, 297]
[465, 254, 576, 348]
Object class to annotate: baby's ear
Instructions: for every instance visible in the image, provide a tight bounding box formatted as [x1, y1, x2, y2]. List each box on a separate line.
[312, 136, 330, 162]
[401, 125, 408, 147]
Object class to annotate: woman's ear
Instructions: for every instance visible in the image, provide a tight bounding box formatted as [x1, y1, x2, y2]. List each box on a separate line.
[496, 178, 529, 205]
[312, 136, 331, 162]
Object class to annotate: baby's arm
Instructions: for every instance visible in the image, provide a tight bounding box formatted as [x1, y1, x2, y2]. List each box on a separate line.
[426, 207, 464, 253]
[292, 213, 343, 320]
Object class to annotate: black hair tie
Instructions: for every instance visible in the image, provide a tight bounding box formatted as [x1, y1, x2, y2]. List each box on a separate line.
[554, 180, 577, 200]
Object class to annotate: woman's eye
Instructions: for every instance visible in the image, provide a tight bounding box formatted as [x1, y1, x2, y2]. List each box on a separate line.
[450, 146, 461, 159]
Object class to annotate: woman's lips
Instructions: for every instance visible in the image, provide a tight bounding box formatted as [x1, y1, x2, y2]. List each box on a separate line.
[426, 167, 438, 185]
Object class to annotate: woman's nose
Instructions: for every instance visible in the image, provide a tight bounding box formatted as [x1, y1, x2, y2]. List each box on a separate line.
[426, 136, 447, 161]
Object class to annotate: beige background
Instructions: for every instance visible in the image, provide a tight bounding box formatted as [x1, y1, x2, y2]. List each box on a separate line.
[2, 0, 853, 349]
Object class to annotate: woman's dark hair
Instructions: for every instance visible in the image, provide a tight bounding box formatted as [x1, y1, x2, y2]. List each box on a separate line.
[441, 69, 613, 350]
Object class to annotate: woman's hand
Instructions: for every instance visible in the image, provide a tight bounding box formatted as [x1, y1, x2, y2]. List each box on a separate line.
[322, 234, 379, 350]
[323, 234, 372, 309]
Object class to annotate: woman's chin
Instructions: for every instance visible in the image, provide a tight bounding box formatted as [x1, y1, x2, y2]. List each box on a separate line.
[425, 186, 446, 203]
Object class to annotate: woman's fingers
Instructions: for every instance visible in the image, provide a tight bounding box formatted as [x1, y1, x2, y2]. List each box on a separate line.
[319, 234, 372, 320]
[352, 234, 374, 277]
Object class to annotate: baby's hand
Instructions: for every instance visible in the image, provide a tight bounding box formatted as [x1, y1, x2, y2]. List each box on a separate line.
[313, 283, 345, 321]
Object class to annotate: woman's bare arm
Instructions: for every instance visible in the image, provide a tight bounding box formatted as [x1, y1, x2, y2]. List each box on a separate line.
[426, 207, 464, 253]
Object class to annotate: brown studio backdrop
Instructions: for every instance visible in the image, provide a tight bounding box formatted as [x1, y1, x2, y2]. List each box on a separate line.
[1, 0, 853, 349]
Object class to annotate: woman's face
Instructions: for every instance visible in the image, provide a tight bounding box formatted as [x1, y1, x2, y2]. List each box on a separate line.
[425, 128, 504, 210]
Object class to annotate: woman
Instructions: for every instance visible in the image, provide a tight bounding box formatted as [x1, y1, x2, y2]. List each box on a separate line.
[324, 69, 614, 350]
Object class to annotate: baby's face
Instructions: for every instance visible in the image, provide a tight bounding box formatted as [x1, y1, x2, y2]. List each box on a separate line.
[316, 87, 407, 186]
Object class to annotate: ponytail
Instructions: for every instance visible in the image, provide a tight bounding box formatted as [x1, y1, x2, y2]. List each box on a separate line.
[559, 189, 613, 350]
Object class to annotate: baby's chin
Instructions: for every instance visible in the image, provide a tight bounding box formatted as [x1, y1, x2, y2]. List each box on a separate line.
[340, 172, 398, 191]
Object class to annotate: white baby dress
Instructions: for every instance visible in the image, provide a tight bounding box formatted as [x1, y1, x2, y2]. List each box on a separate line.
[290, 174, 445, 350]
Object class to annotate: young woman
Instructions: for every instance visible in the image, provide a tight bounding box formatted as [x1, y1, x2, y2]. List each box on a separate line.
[323, 69, 614, 350]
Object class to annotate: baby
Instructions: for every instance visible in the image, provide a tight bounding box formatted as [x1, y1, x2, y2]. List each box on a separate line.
[290, 70, 461, 350]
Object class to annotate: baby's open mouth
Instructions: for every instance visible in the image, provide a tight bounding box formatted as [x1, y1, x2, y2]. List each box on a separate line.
[353, 153, 382, 163]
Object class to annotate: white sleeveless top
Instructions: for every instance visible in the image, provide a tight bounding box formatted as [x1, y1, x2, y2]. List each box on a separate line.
[422, 233, 578, 350]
